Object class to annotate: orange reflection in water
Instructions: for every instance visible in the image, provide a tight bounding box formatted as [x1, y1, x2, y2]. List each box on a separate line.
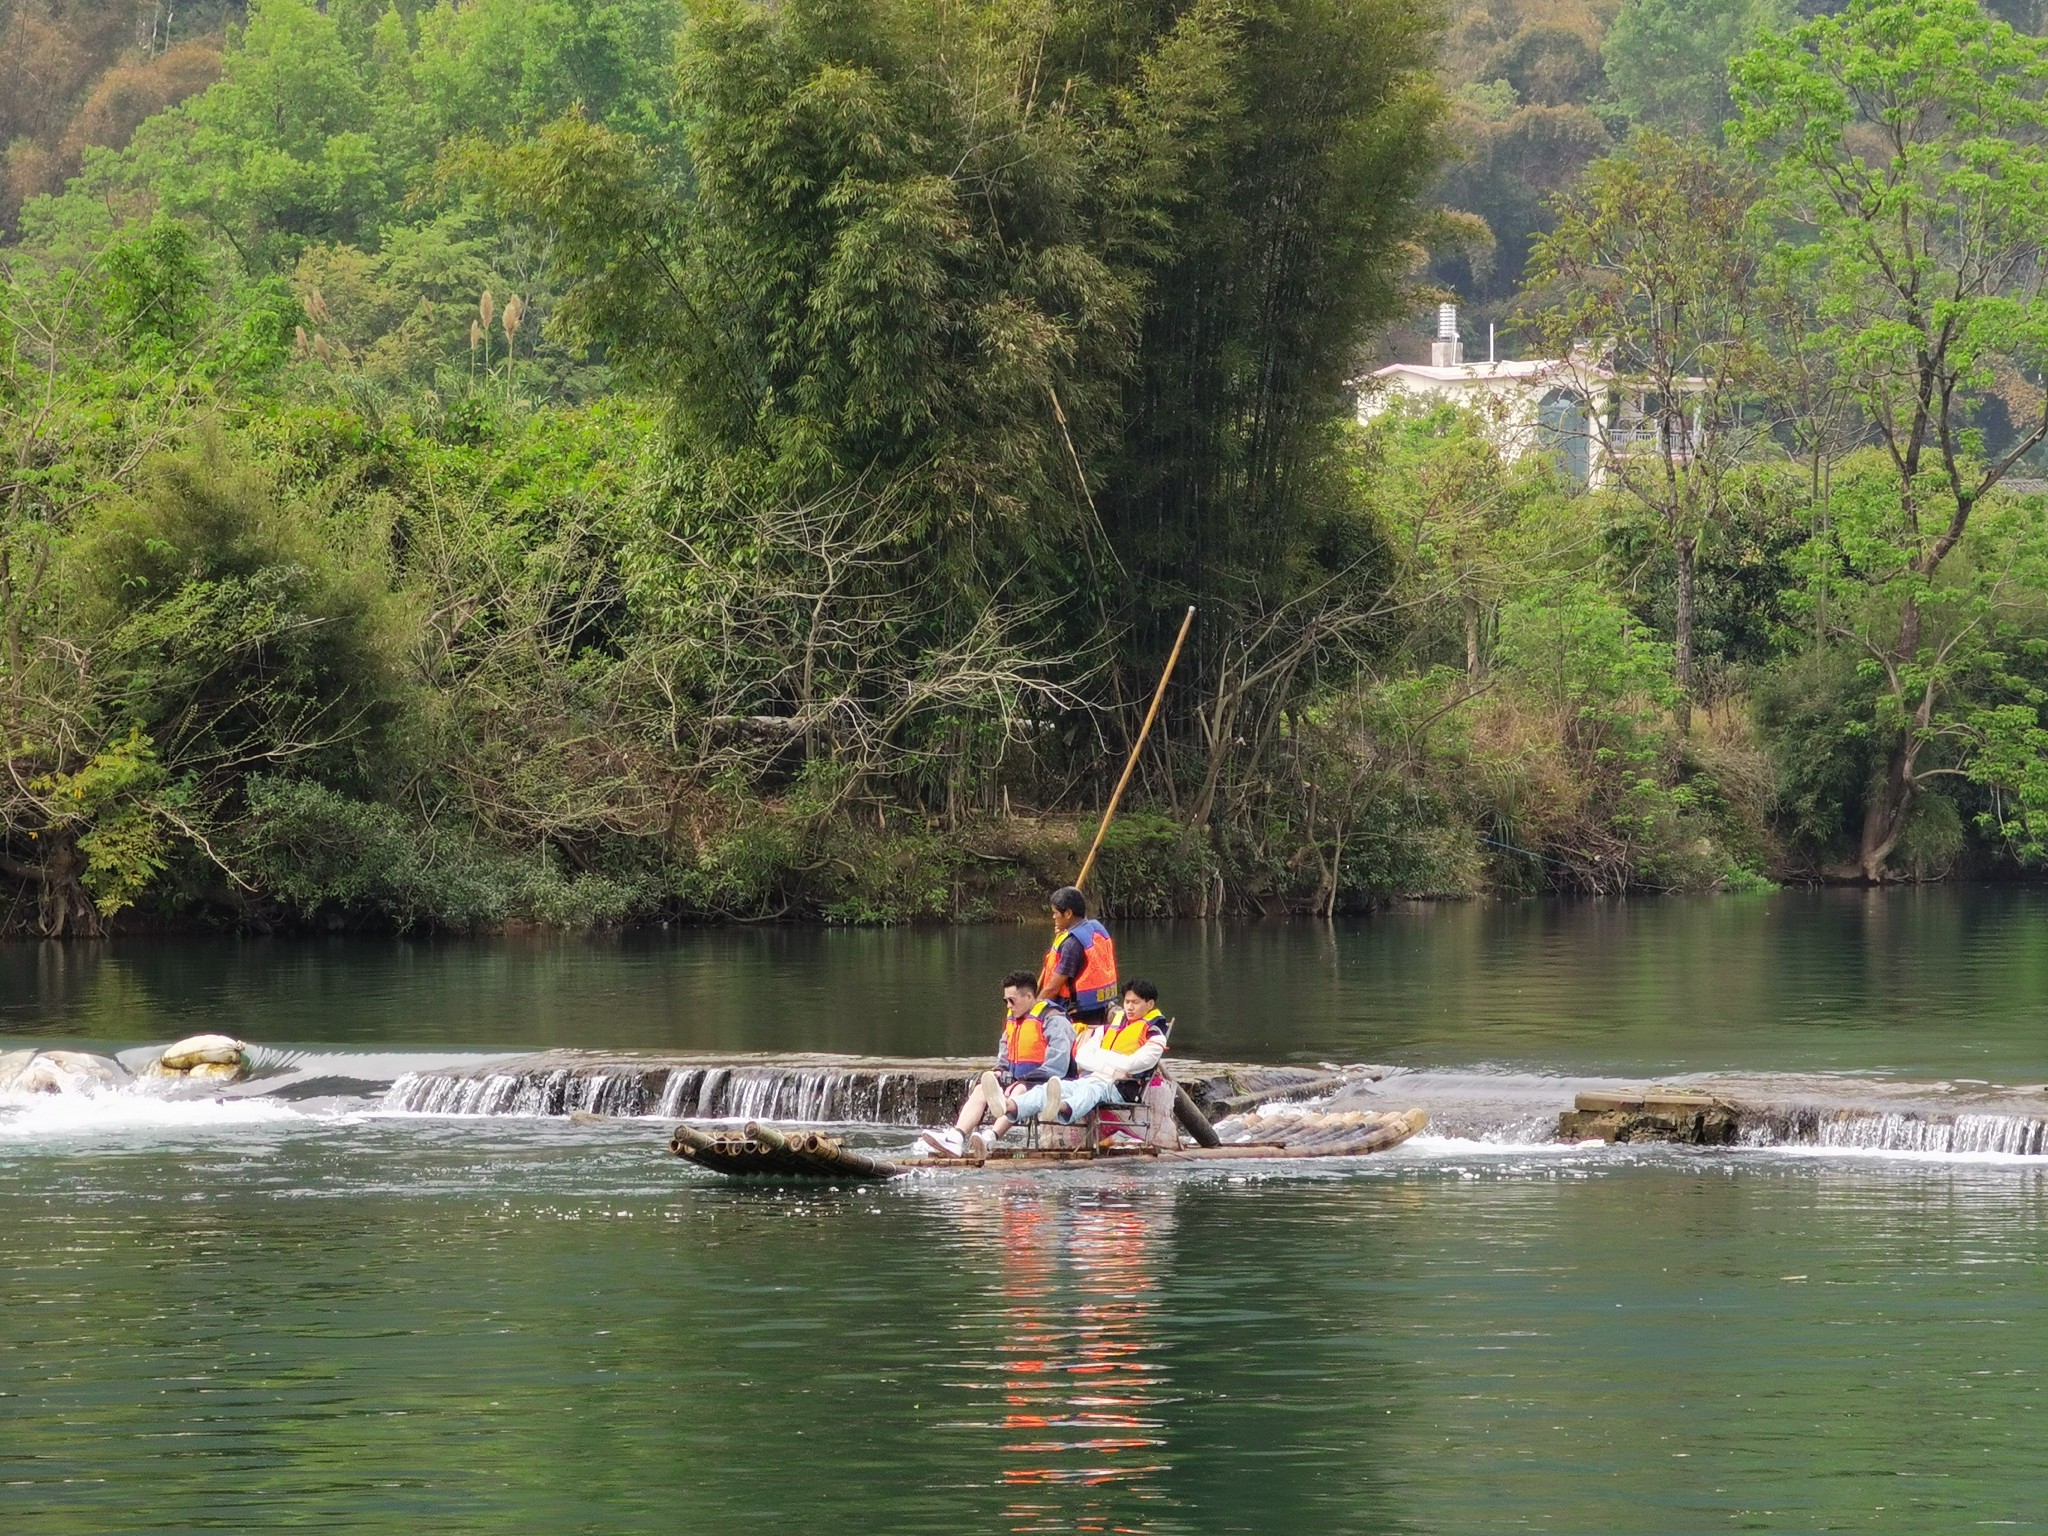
[945, 1182, 1178, 1533]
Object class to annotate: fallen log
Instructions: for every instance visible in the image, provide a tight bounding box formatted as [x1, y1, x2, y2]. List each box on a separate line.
[1201, 1073, 1348, 1117]
[1169, 1109, 1427, 1160]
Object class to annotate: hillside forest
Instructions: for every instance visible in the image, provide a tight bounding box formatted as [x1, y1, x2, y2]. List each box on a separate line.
[6, 0, 2048, 935]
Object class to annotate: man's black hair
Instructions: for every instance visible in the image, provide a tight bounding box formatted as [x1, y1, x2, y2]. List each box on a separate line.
[1002, 969, 1039, 993]
[1050, 886, 1087, 917]
[1121, 979, 1159, 1002]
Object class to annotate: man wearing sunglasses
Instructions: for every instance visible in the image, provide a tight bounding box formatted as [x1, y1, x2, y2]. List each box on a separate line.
[919, 970, 1073, 1157]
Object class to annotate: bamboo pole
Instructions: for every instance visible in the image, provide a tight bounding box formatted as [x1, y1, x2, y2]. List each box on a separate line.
[1173, 1083, 1221, 1147]
[1073, 606, 1196, 894]
[670, 1122, 718, 1155]
[810, 1138, 903, 1181]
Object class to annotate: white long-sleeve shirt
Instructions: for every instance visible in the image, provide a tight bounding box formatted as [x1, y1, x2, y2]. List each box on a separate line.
[1074, 1020, 1167, 1084]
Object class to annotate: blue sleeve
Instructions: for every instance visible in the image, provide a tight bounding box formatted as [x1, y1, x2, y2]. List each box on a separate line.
[1056, 934, 1086, 981]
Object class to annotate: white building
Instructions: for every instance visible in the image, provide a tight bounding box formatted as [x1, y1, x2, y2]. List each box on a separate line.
[1357, 305, 1700, 490]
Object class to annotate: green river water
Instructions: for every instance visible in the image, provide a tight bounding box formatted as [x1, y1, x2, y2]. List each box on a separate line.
[5, 889, 2048, 1533]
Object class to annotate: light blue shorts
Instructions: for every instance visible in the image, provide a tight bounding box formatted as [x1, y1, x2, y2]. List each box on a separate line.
[1053, 1077, 1125, 1122]
[1008, 1077, 1124, 1123]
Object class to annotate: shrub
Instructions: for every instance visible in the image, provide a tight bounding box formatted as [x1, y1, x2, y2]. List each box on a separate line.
[230, 777, 654, 930]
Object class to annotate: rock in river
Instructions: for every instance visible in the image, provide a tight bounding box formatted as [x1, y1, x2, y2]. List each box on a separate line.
[0, 1049, 133, 1094]
[143, 1034, 251, 1083]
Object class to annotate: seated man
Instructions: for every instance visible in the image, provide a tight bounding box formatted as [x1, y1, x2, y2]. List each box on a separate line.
[920, 971, 1072, 1157]
[1055, 980, 1170, 1131]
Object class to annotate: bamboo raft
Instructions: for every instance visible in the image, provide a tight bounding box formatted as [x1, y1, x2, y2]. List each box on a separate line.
[667, 1107, 1429, 1181]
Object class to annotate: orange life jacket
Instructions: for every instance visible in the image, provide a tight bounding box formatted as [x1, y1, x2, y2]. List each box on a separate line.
[1002, 1001, 1054, 1070]
[1039, 918, 1119, 1013]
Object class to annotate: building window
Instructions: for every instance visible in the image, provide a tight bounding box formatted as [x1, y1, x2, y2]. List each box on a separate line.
[1536, 388, 1591, 487]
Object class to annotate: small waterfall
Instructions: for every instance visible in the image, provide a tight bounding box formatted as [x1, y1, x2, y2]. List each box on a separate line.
[385, 1060, 970, 1123]
[1741, 1106, 2048, 1156]
[384, 1068, 663, 1118]
[652, 1065, 956, 1123]
[379, 1053, 1340, 1126]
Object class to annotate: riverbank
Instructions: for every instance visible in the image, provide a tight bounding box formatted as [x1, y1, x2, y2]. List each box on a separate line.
[1, 774, 1779, 939]
[10, 818, 2044, 936]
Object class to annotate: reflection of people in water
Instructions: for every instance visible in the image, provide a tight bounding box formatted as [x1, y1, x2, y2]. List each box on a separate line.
[942, 1184, 1179, 1532]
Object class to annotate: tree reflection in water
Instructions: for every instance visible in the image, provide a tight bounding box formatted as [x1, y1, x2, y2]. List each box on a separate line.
[942, 1181, 1179, 1533]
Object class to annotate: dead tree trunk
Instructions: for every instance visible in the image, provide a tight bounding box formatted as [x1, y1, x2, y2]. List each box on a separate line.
[0, 832, 104, 937]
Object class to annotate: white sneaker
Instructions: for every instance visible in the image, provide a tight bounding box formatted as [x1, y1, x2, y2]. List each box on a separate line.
[918, 1128, 966, 1157]
[1040, 1078, 1063, 1124]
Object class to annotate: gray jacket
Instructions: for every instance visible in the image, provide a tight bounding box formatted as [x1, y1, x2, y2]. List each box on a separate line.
[997, 1005, 1073, 1083]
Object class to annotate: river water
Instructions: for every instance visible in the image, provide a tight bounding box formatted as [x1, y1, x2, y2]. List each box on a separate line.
[5, 889, 2048, 1532]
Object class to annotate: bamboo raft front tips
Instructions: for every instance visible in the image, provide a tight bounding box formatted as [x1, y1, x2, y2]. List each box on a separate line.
[667, 1108, 1428, 1181]
[670, 1120, 905, 1180]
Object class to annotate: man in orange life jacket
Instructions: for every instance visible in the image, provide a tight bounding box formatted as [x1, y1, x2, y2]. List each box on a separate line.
[976, 886, 1123, 1142]
[920, 970, 1073, 1157]
[1038, 886, 1118, 1032]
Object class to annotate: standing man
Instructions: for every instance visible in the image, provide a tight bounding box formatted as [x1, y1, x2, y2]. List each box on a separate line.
[1038, 886, 1118, 1032]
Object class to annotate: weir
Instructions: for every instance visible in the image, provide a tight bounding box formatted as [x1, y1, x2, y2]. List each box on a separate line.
[381, 1051, 1376, 1124]
[167, 1051, 2048, 1157]
[1549, 1079, 2048, 1156]
[1743, 1107, 2048, 1156]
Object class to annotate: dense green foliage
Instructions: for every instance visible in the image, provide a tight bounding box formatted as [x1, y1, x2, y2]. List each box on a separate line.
[8, 0, 2048, 935]
[1, 0, 1460, 932]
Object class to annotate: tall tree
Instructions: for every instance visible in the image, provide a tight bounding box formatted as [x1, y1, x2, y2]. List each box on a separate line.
[502, 0, 1448, 817]
[1095, 0, 1444, 823]
[499, 0, 1176, 576]
[1731, 0, 2048, 880]
[1524, 131, 1767, 731]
